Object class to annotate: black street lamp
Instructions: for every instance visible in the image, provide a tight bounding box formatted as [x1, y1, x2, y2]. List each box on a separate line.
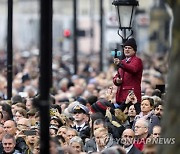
[7, 0, 13, 100]
[112, 0, 139, 44]
[73, 0, 78, 74]
[39, 0, 52, 153]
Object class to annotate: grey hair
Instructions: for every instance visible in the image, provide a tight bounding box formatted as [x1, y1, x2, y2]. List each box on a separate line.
[136, 118, 149, 128]
[69, 136, 84, 150]
[2, 134, 16, 144]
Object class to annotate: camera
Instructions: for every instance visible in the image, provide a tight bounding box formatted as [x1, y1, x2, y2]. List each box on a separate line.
[111, 49, 124, 59]
[24, 130, 37, 136]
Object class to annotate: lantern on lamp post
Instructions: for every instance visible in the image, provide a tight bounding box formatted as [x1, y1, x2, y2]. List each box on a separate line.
[112, 0, 139, 44]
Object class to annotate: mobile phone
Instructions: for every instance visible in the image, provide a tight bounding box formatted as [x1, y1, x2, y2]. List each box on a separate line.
[24, 130, 37, 136]
[128, 90, 134, 95]
[155, 84, 165, 93]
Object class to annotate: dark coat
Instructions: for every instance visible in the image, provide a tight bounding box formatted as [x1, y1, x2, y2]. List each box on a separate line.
[72, 123, 90, 142]
[1, 149, 21, 154]
[113, 55, 143, 104]
[15, 137, 29, 154]
[84, 134, 117, 153]
[128, 145, 142, 154]
[105, 118, 125, 139]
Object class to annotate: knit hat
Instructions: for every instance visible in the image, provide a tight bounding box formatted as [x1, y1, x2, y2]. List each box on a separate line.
[124, 38, 137, 51]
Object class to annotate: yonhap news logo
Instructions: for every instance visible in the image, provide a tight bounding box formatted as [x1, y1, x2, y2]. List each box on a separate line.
[118, 137, 176, 145]
[146, 137, 175, 145]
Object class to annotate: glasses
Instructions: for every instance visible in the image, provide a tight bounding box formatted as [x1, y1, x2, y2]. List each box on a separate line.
[124, 46, 133, 50]
[153, 133, 160, 135]
[135, 126, 147, 129]
[73, 111, 83, 114]
[18, 124, 28, 127]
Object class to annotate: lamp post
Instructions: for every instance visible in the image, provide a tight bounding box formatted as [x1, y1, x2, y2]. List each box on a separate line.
[99, 0, 103, 71]
[73, 0, 78, 74]
[39, 0, 52, 153]
[112, 0, 139, 44]
[7, 0, 13, 100]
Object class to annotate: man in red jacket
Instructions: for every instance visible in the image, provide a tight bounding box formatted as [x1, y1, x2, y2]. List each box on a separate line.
[113, 38, 143, 105]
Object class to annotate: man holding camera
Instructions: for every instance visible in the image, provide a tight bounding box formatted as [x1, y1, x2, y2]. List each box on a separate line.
[113, 38, 143, 105]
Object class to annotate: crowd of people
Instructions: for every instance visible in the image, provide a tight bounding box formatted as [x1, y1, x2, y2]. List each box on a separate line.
[0, 38, 168, 154]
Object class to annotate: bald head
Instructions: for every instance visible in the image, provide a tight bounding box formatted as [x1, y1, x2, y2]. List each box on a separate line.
[122, 129, 135, 147]
[17, 118, 31, 130]
[152, 125, 161, 139]
[3, 120, 17, 135]
[122, 128, 135, 137]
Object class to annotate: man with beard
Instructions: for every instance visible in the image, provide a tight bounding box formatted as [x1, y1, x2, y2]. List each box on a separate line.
[154, 101, 163, 121]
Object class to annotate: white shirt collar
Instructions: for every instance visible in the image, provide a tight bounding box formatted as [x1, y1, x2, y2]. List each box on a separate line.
[96, 144, 100, 152]
[75, 122, 86, 131]
[126, 57, 131, 62]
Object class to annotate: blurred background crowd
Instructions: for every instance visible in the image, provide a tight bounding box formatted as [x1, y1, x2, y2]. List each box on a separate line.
[0, 47, 168, 154]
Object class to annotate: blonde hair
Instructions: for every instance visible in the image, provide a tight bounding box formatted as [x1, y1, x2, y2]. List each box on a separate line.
[15, 102, 26, 110]
[94, 127, 108, 136]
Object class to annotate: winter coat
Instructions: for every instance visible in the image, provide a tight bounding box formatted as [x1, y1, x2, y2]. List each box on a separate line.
[127, 145, 142, 154]
[72, 123, 90, 142]
[113, 55, 143, 104]
[1, 149, 21, 154]
[84, 134, 117, 153]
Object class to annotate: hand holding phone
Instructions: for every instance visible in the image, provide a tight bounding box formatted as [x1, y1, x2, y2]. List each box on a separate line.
[128, 90, 137, 104]
[128, 90, 134, 95]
